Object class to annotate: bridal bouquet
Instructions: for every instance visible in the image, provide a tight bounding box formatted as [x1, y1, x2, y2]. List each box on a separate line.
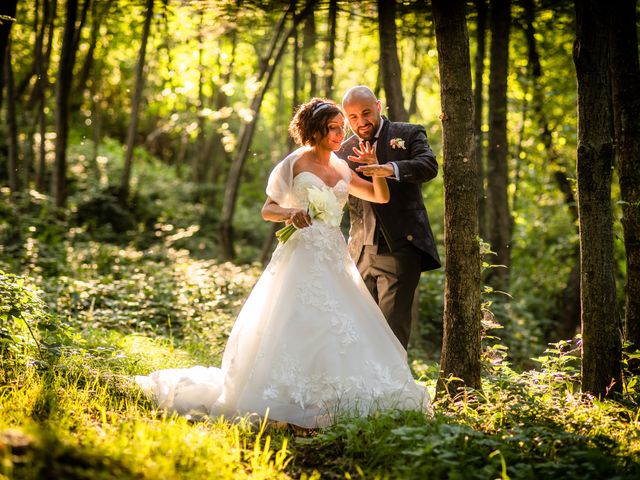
[276, 185, 343, 243]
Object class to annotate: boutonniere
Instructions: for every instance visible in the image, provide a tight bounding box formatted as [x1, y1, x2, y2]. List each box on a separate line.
[390, 138, 406, 150]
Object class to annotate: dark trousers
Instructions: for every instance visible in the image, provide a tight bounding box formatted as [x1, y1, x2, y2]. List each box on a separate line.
[357, 241, 422, 349]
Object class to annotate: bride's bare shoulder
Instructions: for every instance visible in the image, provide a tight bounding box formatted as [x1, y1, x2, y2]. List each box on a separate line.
[292, 149, 314, 176]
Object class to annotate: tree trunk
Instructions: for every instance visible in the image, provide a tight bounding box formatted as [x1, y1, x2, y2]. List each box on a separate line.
[0, 0, 18, 111]
[324, 0, 337, 98]
[18, 0, 86, 103]
[486, 0, 511, 291]
[120, 0, 153, 202]
[485, 0, 584, 352]
[519, 0, 580, 341]
[378, 0, 408, 122]
[302, 11, 317, 98]
[25, 0, 46, 111]
[573, 0, 621, 397]
[551, 169, 581, 341]
[71, 0, 104, 111]
[432, 0, 482, 394]
[35, 0, 57, 192]
[511, 88, 527, 214]
[194, 8, 207, 184]
[4, 43, 20, 193]
[219, 1, 315, 260]
[289, 17, 300, 151]
[91, 69, 102, 180]
[610, 0, 640, 351]
[53, 0, 80, 207]
[407, 65, 423, 118]
[474, 0, 488, 240]
[206, 24, 237, 198]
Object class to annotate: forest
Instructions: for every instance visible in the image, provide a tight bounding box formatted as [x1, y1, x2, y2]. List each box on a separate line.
[1, 0, 639, 478]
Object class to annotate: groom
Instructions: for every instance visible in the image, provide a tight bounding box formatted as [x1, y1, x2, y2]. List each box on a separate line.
[337, 85, 441, 349]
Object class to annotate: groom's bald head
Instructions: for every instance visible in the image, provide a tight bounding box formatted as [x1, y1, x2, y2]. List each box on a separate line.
[342, 86, 382, 140]
[342, 86, 377, 107]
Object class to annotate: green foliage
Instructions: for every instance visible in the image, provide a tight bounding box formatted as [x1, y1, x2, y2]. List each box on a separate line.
[42, 243, 260, 354]
[0, 189, 69, 277]
[74, 186, 138, 236]
[0, 271, 47, 370]
[2, 236, 640, 478]
[292, 349, 640, 479]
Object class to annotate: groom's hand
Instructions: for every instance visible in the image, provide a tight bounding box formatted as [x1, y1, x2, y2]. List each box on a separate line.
[356, 164, 394, 178]
[348, 141, 377, 165]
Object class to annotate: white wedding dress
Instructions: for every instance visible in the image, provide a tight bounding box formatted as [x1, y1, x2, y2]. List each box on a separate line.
[136, 148, 431, 428]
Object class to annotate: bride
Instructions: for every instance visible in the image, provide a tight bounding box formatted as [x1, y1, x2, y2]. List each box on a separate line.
[136, 98, 432, 428]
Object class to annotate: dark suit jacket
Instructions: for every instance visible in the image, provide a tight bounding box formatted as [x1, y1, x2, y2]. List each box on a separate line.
[336, 117, 442, 271]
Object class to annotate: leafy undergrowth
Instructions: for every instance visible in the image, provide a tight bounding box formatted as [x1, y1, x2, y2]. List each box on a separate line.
[2, 242, 640, 479]
[290, 372, 640, 479]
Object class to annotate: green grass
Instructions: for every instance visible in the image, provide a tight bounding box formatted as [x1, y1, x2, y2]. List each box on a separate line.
[2, 242, 640, 479]
[0, 353, 292, 479]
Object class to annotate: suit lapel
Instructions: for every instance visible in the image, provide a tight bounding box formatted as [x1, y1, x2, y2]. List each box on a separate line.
[376, 117, 391, 164]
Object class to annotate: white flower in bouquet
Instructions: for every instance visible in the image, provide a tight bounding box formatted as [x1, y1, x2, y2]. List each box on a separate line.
[275, 185, 343, 243]
[307, 185, 343, 227]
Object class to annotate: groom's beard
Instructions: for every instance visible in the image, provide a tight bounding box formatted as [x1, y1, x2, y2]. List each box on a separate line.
[358, 130, 376, 143]
[356, 119, 381, 143]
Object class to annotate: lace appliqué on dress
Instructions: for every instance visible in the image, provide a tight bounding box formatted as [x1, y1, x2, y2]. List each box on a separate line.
[262, 350, 417, 412]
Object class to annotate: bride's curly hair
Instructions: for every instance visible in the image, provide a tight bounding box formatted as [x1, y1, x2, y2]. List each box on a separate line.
[288, 98, 343, 146]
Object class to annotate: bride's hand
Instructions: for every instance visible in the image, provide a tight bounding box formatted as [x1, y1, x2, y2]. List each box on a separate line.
[347, 141, 377, 165]
[287, 208, 312, 229]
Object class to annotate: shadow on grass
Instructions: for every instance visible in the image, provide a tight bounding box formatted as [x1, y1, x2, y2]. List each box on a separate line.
[2, 427, 139, 480]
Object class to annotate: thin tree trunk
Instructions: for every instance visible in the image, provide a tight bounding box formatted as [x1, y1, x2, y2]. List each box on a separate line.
[219, 1, 315, 260]
[378, 0, 408, 122]
[72, 0, 90, 52]
[324, 0, 337, 97]
[573, 0, 621, 397]
[486, 0, 511, 291]
[610, 0, 640, 351]
[552, 166, 581, 342]
[302, 11, 317, 98]
[511, 89, 527, 213]
[71, 0, 103, 110]
[31, 0, 44, 187]
[4, 44, 20, 193]
[207, 28, 237, 190]
[25, 0, 45, 111]
[26, 0, 88, 104]
[289, 17, 300, 151]
[518, 0, 580, 340]
[474, 0, 488, 240]
[91, 76, 101, 179]
[53, 0, 80, 207]
[175, 132, 188, 179]
[0, 0, 18, 111]
[120, 0, 153, 202]
[18, 0, 86, 103]
[36, 0, 57, 192]
[194, 7, 207, 183]
[276, 60, 286, 157]
[407, 65, 423, 118]
[433, 0, 482, 394]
